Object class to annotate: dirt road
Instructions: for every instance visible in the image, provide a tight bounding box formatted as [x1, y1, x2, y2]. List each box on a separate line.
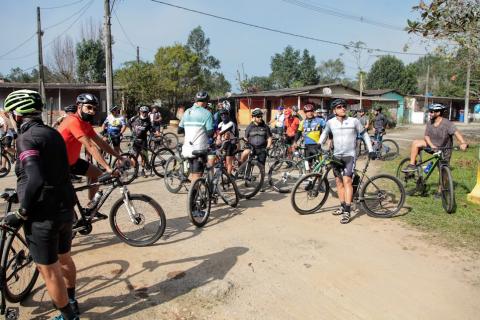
[2, 125, 479, 320]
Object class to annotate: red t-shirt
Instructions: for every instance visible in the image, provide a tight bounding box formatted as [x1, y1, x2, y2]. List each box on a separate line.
[58, 114, 96, 165]
[284, 117, 300, 137]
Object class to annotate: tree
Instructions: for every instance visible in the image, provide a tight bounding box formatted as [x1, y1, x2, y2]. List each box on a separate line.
[7, 67, 34, 82]
[318, 58, 346, 83]
[49, 35, 76, 82]
[270, 46, 301, 88]
[366, 55, 417, 94]
[76, 38, 105, 82]
[115, 61, 159, 109]
[205, 72, 231, 98]
[298, 49, 318, 86]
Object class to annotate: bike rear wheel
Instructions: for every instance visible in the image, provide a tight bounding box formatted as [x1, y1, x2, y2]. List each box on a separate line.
[439, 165, 455, 213]
[291, 172, 330, 215]
[152, 148, 175, 178]
[0, 155, 11, 178]
[378, 139, 399, 161]
[164, 156, 188, 193]
[110, 194, 166, 246]
[117, 153, 139, 185]
[396, 158, 422, 196]
[234, 160, 265, 199]
[216, 169, 239, 207]
[360, 174, 405, 218]
[2, 230, 39, 303]
[187, 178, 211, 227]
[162, 132, 179, 150]
[268, 159, 303, 193]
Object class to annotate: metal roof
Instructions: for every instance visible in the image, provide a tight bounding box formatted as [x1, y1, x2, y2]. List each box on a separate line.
[0, 82, 123, 90]
[231, 82, 357, 98]
[364, 89, 401, 96]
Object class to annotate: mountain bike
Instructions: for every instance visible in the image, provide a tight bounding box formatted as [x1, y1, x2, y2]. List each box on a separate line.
[233, 142, 265, 199]
[291, 153, 406, 216]
[356, 133, 399, 161]
[187, 144, 240, 228]
[163, 144, 191, 193]
[148, 125, 179, 151]
[0, 189, 40, 320]
[0, 136, 16, 178]
[72, 168, 166, 246]
[396, 146, 459, 213]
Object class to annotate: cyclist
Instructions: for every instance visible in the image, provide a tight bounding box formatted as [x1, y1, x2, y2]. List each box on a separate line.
[357, 109, 370, 132]
[103, 105, 126, 154]
[130, 106, 155, 177]
[0, 110, 16, 174]
[3, 90, 79, 320]
[284, 108, 300, 156]
[292, 105, 303, 121]
[270, 106, 285, 135]
[402, 103, 468, 173]
[373, 106, 388, 142]
[319, 98, 375, 224]
[54, 105, 77, 129]
[216, 108, 237, 174]
[293, 104, 324, 169]
[58, 93, 123, 213]
[241, 108, 272, 166]
[149, 105, 162, 132]
[178, 90, 214, 183]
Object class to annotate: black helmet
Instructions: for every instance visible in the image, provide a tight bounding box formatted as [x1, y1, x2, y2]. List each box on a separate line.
[331, 98, 347, 108]
[428, 103, 446, 112]
[76, 93, 99, 106]
[4, 89, 43, 115]
[252, 108, 263, 117]
[139, 106, 150, 113]
[219, 108, 229, 115]
[195, 90, 209, 102]
[109, 105, 120, 112]
[64, 104, 77, 113]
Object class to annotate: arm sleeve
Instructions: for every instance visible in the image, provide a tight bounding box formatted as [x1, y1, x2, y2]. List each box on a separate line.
[357, 120, 373, 152]
[319, 122, 330, 145]
[205, 113, 214, 131]
[17, 140, 45, 213]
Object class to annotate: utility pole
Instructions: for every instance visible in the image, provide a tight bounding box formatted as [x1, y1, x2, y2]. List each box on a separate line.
[136, 46, 140, 63]
[464, 55, 471, 124]
[104, 0, 114, 109]
[359, 70, 363, 109]
[424, 64, 430, 108]
[37, 7, 46, 108]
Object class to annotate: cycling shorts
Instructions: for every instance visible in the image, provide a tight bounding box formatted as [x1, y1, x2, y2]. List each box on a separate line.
[332, 156, 356, 178]
[304, 144, 321, 162]
[3, 136, 13, 148]
[24, 216, 73, 265]
[188, 155, 207, 174]
[223, 141, 237, 157]
[244, 145, 267, 165]
[109, 134, 121, 147]
[70, 158, 90, 176]
[133, 139, 147, 153]
[285, 136, 295, 145]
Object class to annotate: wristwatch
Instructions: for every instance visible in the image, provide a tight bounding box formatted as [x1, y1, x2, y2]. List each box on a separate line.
[16, 208, 27, 220]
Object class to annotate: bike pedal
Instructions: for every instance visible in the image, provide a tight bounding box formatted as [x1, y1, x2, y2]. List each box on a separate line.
[5, 307, 19, 319]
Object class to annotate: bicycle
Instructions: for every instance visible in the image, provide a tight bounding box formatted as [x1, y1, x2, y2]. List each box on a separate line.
[291, 153, 406, 216]
[163, 144, 191, 193]
[0, 189, 40, 320]
[233, 141, 265, 199]
[0, 136, 16, 178]
[148, 125, 179, 151]
[356, 133, 399, 161]
[396, 146, 458, 213]
[187, 143, 240, 228]
[72, 168, 166, 246]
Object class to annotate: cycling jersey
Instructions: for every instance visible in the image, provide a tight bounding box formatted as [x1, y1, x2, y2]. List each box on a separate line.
[274, 112, 285, 128]
[104, 114, 125, 136]
[298, 117, 325, 144]
[245, 121, 272, 149]
[179, 104, 213, 158]
[319, 116, 373, 157]
[374, 113, 388, 132]
[218, 120, 236, 136]
[58, 114, 97, 166]
[15, 119, 75, 221]
[130, 116, 152, 141]
[284, 117, 300, 137]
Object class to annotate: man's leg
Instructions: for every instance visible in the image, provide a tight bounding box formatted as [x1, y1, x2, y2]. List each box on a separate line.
[240, 149, 251, 164]
[85, 163, 102, 200]
[409, 140, 427, 165]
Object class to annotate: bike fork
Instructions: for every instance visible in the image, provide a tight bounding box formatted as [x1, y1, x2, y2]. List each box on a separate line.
[120, 187, 140, 223]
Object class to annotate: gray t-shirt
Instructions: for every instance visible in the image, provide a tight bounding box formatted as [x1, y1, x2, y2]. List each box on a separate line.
[374, 113, 388, 132]
[425, 118, 456, 160]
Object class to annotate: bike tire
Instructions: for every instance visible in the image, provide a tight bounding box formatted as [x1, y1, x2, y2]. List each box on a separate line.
[117, 153, 139, 185]
[291, 172, 330, 215]
[235, 160, 265, 199]
[163, 133, 179, 150]
[379, 139, 399, 161]
[360, 174, 406, 218]
[439, 165, 455, 213]
[355, 139, 367, 158]
[164, 156, 187, 193]
[2, 230, 39, 303]
[109, 194, 166, 246]
[268, 159, 303, 193]
[187, 178, 211, 227]
[152, 147, 174, 178]
[216, 169, 239, 207]
[0, 155, 11, 178]
[396, 157, 422, 196]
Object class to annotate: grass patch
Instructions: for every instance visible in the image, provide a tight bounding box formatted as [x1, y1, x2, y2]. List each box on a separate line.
[383, 146, 480, 252]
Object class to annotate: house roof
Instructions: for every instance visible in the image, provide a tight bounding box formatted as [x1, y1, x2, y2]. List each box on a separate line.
[232, 82, 359, 98]
[0, 82, 123, 90]
[364, 89, 401, 96]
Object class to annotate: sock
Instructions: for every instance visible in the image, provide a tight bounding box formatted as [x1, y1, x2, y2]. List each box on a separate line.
[344, 204, 351, 213]
[67, 287, 76, 301]
[341, 202, 346, 210]
[59, 303, 76, 320]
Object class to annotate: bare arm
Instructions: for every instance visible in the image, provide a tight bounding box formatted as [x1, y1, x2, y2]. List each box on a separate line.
[424, 136, 436, 149]
[91, 134, 121, 158]
[454, 130, 468, 150]
[120, 125, 126, 135]
[78, 135, 113, 172]
[266, 137, 273, 149]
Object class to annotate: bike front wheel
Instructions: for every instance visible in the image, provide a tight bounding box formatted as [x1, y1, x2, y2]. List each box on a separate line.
[439, 165, 455, 213]
[109, 194, 166, 246]
[291, 172, 330, 215]
[268, 159, 303, 193]
[0, 155, 11, 178]
[378, 139, 399, 161]
[360, 174, 406, 218]
[164, 156, 188, 193]
[152, 147, 175, 178]
[117, 153, 139, 185]
[162, 132, 179, 150]
[396, 157, 422, 196]
[187, 178, 211, 227]
[234, 160, 265, 199]
[2, 230, 39, 303]
[216, 169, 239, 207]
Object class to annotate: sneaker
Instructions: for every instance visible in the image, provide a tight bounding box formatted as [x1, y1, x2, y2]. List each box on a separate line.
[192, 210, 205, 218]
[401, 164, 417, 173]
[340, 212, 351, 224]
[332, 207, 344, 216]
[303, 179, 313, 191]
[69, 299, 80, 316]
[52, 314, 79, 320]
[94, 212, 108, 220]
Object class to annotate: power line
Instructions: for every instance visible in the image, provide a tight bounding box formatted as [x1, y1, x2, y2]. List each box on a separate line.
[44, 0, 95, 30]
[40, 0, 85, 10]
[281, 0, 404, 31]
[149, 0, 426, 56]
[113, 10, 136, 49]
[0, 33, 36, 59]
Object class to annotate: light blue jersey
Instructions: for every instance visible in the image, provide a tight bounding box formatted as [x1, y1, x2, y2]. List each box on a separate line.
[179, 104, 213, 158]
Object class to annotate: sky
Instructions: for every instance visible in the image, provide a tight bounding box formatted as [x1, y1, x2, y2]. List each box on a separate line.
[0, 0, 433, 91]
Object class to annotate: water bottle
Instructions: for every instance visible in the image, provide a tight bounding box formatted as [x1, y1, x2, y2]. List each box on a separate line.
[304, 160, 310, 171]
[424, 161, 433, 174]
[91, 190, 103, 207]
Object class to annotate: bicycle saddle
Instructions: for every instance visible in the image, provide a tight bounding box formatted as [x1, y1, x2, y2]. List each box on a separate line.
[0, 188, 18, 203]
[192, 150, 209, 157]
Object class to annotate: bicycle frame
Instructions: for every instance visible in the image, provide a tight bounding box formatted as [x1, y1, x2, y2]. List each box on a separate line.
[413, 151, 446, 183]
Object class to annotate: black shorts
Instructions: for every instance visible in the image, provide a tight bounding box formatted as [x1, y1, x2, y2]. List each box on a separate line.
[188, 155, 207, 174]
[285, 136, 295, 145]
[332, 156, 356, 178]
[3, 136, 13, 148]
[304, 144, 321, 161]
[224, 141, 237, 157]
[70, 158, 90, 176]
[24, 216, 73, 265]
[109, 134, 121, 147]
[133, 139, 147, 153]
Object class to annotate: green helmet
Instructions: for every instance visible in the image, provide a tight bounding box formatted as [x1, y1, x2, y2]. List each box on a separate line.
[4, 89, 43, 115]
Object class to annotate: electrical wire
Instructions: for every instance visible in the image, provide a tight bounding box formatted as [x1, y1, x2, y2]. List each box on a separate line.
[148, 0, 426, 56]
[113, 10, 136, 49]
[0, 33, 36, 59]
[40, 0, 85, 10]
[44, 0, 95, 30]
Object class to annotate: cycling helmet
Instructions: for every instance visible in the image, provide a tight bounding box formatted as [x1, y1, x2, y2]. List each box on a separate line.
[219, 108, 229, 115]
[109, 105, 120, 112]
[139, 106, 149, 113]
[330, 98, 347, 108]
[277, 106, 284, 111]
[222, 100, 231, 111]
[358, 109, 366, 113]
[64, 104, 77, 113]
[76, 93, 99, 106]
[195, 90, 209, 102]
[304, 104, 314, 112]
[292, 105, 299, 112]
[4, 89, 43, 115]
[284, 108, 292, 116]
[252, 108, 263, 117]
[428, 103, 446, 112]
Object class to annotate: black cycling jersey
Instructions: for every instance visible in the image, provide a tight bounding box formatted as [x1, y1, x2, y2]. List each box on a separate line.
[130, 116, 153, 141]
[15, 119, 75, 221]
[245, 121, 271, 148]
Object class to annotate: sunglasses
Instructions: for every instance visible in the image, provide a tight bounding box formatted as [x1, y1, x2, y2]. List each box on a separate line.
[254, 115, 263, 118]
[83, 104, 97, 111]
[335, 105, 346, 109]
[428, 110, 439, 113]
